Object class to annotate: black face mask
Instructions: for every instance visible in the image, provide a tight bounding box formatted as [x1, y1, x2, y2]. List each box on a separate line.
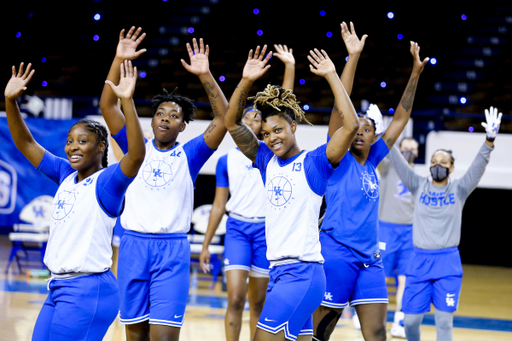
[430, 164, 449, 182]
[401, 150, 416, 164]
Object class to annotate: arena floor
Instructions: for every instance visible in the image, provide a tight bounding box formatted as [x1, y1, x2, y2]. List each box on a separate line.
[1, 236, 511, 341]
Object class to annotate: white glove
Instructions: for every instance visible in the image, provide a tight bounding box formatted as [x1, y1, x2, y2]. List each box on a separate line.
[481, 106, 502, 140]
[366, 103, 384, 135]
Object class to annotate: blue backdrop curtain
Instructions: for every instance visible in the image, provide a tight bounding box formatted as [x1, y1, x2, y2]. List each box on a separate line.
[0, 117, 78, 232]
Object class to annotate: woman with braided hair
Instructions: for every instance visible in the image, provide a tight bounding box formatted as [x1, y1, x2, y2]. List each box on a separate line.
[224, 43, 359, 341]
[4, 60, 146, 341]
[199, 45, 296, 341]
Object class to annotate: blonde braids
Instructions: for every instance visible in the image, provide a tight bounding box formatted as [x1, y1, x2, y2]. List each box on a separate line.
[249, 84, 313, 126]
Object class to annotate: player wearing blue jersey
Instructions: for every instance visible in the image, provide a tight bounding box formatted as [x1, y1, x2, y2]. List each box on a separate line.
[224, 42, 359, 341]
[99, 28, 228, 341]
[4, 61, 145, 341]
[313, 36, 429, 341]
[200, 45, 295, 341]
[388, 107, 501, 341]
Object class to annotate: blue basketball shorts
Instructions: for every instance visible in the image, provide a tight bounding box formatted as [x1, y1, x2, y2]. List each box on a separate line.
[32, 271, 119, 341]
[320, 231, 388, 309]
[117, 230, 190, 327]
[224, 216, 270, 276]
[402, 247, 463, 314]
[112, 218, 125, 248]
[257, 262, 325, 341]
[378, 220, 413, 277]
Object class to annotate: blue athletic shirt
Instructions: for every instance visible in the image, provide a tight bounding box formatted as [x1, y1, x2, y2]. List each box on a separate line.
[254, 142, 334, 195]
[216, 154, 229, 187]
[321, 137, 389, 264]
[37, 151, 133, 217]
[113, 125, 213, 184]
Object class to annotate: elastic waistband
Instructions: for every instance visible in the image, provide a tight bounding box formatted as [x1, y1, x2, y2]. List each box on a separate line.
[229, 212, 265, 223]
[413, 246, 459, 255]
[124, 230, 188, 239]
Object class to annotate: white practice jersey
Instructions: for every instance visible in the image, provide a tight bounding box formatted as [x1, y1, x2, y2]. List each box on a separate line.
[121, 140, 196, 234]
[264, 152, 324, 267]
[45, 169, 115, 274]
[225, 148, 266, 218]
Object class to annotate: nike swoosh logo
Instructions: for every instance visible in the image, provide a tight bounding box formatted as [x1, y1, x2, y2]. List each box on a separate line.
[174, 315, 183, 318]
[264, 317, 277, 322]
[447, 294, 456, 297]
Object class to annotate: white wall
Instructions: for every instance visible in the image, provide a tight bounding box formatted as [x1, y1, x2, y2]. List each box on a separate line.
[88, 116, 512, 190]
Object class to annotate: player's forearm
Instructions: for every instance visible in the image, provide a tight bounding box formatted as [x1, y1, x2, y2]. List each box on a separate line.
[120, 98, 145, 175]
[100, 57, 123, 111]
[5, 98, 44, 167]
[224, 78, 253, 129]
[326, 73, 358, 132]
[340, 52, 361, 97]
[202, 205, 225, 248]
[281, 63, 295, 91]
[198, 71, 228, 120]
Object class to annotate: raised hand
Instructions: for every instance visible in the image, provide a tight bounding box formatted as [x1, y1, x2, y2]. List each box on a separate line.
[116, 27, 147, 60]
[105, 60, 137, 99]
[481, 106, 502, 140]
[273, 44, 295, 65]
[308, 49, 336, 78]
[5, 63, 35, 100]
[181, 38, 210, 76]
[341, 21, 367, 56]
[410, 41, 429, 74]
[242, 45, 272, 81]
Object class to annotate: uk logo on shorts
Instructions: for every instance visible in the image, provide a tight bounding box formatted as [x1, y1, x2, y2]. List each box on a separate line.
[446, 293, 456, 307]
[360, 171, 379, 201]
[266, 175, 293, 209]
[142, 158, 173, 188]
[0, 160, 17, 215]
[52, 190, 76, 220]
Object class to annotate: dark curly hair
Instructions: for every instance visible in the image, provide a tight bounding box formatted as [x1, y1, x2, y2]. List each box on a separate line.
[249, 84, 312, 126]
[70, 119, 109, 168]
[151, 88, 197, 123]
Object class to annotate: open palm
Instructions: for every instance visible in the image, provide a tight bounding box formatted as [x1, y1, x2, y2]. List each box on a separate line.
[116, 27, 147, 60]
[181, 38, 209, 76]
[243, 45, 272, 81]
[341, 21, 367, 55]
[5, 63, 35, 100]
[308, 49, 336, 78]
[105, 60, 137, 99]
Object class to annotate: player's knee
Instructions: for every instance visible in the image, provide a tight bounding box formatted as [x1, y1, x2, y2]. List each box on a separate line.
[228, 292, 247, 312]
[314, 309, 342, 341]
[249, 296, 265, 315]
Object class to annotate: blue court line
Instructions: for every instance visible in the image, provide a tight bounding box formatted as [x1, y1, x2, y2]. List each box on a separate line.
[2, 279, 511, 333]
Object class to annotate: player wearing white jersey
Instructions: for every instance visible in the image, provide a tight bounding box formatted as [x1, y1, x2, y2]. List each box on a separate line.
[4, 61, 145, 341]
[200, 45, 296, 341]
[99, 28, 228, 341]
[223, 44, 359, 341]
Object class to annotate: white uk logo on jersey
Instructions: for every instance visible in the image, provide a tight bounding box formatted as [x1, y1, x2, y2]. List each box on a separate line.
[324, 292, 333, 301]
[360, 171, 379, 201]
[142, 159, 173, 188]
[446, 293, 456, 307]
[266, 175, 294, 209]
[52, 190, 76, 221]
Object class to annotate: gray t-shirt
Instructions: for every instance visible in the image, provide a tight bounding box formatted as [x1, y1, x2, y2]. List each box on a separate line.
[378, 156, 414, 225]
[388, 142, 493, 249]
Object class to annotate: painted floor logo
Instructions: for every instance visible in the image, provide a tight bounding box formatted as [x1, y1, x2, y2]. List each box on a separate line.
[0, 160, 17, 215]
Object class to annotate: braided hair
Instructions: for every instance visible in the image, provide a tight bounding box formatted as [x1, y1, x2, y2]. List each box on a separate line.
[249, 84, 313, 126]
[152, 88, 197, 123]
[70, 119, 109, 168]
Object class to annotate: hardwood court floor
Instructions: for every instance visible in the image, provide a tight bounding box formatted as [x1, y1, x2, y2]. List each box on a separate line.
[1, 235, 511, 341]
